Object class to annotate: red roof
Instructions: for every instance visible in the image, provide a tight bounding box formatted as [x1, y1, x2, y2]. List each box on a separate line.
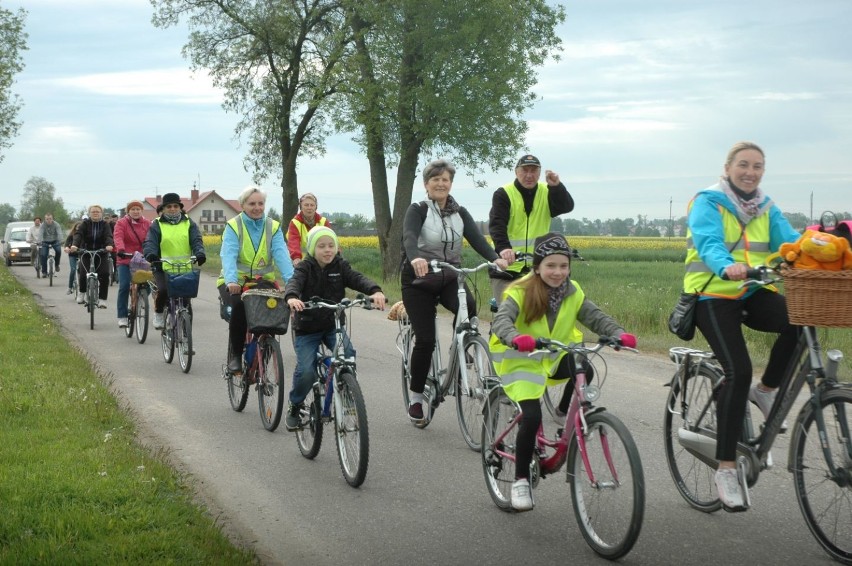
[143, 190, 241, 216]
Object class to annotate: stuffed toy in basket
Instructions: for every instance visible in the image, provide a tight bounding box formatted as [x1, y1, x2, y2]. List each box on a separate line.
[129, 251, 153, 284]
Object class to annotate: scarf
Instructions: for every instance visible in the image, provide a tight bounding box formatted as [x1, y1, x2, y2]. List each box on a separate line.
[720, 176, 764, 224]
[438, 195, 460, 218]
[162, 211, 182, 224]
[547, 280, 569, 314]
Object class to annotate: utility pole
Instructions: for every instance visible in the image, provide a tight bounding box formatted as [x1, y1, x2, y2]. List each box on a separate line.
[669, 197, 673, 237]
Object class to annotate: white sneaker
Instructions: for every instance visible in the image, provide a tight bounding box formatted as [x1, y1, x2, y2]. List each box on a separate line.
[748, 384, 788, 433]
[118, 318, 128, 328]
[97, 299, 108, 309]
[511, 478, 534, 511]
[76, 295, 85, 304]
[715, 468, 747, 512]
[153, 312, 165, 329]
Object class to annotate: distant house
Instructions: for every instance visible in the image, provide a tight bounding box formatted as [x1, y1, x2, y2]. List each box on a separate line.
[135, 189, 242, 234]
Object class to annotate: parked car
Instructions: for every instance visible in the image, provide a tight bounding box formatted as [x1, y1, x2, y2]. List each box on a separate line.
[2, 221, 36, 266]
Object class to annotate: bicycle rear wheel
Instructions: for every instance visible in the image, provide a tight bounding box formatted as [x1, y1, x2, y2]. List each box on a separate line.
[296, 382, 324, 459]
[481, 386, 518, 512]
[161, 310, 175, 363]
[456, 334, 494, 452]
[400, 325, 413, 410]
[177, 310, 193, 373]
[568, 411, 645, 560]
[257, 336, 285, 431]
[135, 288, 149, 344]
[333, 370, 369, 487]
[125, 287, 135, 339]
[226, 342, 250, 412]
[663, 362, 723, 512]
[791, 387, 852, 565]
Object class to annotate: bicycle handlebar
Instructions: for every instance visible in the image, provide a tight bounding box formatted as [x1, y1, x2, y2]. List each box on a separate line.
[520, 335, 638, 354]
[429, 259, 499, 275]
[303, 294, 377, 311]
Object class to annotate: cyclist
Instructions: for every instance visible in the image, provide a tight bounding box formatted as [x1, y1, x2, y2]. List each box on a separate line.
[489, 232, 636, 511]
[63, 220, 83, 295]
[38, 213, 64, 278]
[218, 186, 293, 374]
[401, 158, 508, 423]
[69, 205, 114, 308]
[143, 192, 206, 330]
[114, 200, 152, 328]
[286, 192, 332, 266]
[26, 216, 42, 277]
[283, 225, 386, 431]
[488, 154, 574, 304]
[684, 141, 800, 512]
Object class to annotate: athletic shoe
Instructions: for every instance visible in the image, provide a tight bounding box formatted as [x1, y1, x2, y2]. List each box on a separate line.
[118, 318, 128, 328]
[97, 299, 108, 309]
[748, 384, 788, 433]
[66, 288, 73, 295]
[55, 266, 59, 273]
[285, 403, 304, 431]
[511, 479, 534, 511]
[715, 468, 747, 512]
[408, 402, 424, 422]
[76, 295, 85, 304]
[153, 312, 165, 329]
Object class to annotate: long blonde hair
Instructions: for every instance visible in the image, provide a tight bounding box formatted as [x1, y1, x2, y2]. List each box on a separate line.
[508, 273, 550, 325]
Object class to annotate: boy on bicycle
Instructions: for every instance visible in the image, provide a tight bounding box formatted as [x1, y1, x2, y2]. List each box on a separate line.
[283, 226, 386, 431]
[489, 232, 636, 511]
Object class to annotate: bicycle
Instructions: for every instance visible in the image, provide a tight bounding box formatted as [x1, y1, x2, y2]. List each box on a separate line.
[157, 257, 198, 373]
[76, 248, 107, 330]
[293, 295, 371, 487]
[223, 285, 288, 432]
[481, 336, 644, 560]
[41, 242, 57, 287]
[117, 252, 154, 344]
[663, 265, 852, 565]
[397, 259, 498, 451]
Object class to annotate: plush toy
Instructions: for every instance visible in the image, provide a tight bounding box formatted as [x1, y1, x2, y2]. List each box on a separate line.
[779, 230, 852, 270]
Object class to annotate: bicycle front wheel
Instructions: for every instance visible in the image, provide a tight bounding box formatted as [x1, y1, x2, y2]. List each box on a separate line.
[456, 334, 494, 452]
[568, 411, 645, 560]
[88, 283, 97, 330]
[400, 325, 413, 411]
[135, 288, 149, 344]
[257, 336, 285, 431]
[296, 383, 324, 459]
[48, 258, 54, 287]
[226, 342, 250, 412]
[177, 310, 193, 373]
[663, 362, 723, 512]
[333, 370, 369, 487]
[791, 387, 852, 565]
[481, 385, 517, 512]
[125, 287, 135, 339]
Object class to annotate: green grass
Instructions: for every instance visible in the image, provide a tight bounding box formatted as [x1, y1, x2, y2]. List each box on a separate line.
[0, 266, 255, 564]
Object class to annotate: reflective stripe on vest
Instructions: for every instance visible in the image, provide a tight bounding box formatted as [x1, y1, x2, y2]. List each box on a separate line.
[684, 204, 775, 298]
[489, 282, 585, 402]
[158, 220, 192, 273]
[504, 182, 552, 274]
[216, 215, 280, 286]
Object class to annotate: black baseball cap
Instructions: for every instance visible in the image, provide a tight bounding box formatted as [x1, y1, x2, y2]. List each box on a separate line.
[515, 154, 541, 168]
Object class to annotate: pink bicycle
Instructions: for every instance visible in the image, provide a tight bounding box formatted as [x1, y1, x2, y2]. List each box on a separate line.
[481, 336, 644, 560]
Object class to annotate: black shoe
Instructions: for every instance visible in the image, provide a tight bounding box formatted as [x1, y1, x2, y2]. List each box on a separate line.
[285, 403, 304, 431]
[36, 271, 40, 279]
[227, 356, 242, 374]
[408, 402, 424, 422]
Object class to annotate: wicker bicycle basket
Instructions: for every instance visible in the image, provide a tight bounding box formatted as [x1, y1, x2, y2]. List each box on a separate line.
[781, 267, 852, 327]
[242, 289, 290, 335]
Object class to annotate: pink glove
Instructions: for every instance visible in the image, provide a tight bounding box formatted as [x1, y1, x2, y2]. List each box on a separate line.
[512, 334, 536, 352]
[619, 333, 637, 349]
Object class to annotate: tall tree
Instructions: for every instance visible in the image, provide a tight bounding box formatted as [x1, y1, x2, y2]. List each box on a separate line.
[341, 0, 565, 278]
[0, 4, 27, 162]
[0, 202, 16, 224]
[151, 0, 351, 220]
[19, 176, 68, 221]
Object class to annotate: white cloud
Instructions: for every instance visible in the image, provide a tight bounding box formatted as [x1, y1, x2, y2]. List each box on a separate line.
[48, 68, 224, 104]
[750, 92, 823, 102]
[20, 125, 99, 153]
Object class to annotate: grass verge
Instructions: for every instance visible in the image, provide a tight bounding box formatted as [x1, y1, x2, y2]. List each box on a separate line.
[0, 265, 255, 563]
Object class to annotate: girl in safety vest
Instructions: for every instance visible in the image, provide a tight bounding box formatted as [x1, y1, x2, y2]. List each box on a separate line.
[489, 232, 636, 512]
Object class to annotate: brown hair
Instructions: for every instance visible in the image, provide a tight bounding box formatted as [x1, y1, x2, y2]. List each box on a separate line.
[725, 141, 764, 167]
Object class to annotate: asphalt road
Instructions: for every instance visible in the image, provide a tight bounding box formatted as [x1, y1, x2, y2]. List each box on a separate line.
[18, 262, 835, 566]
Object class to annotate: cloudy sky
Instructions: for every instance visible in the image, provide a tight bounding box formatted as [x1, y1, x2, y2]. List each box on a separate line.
[2, 0, 850, 223]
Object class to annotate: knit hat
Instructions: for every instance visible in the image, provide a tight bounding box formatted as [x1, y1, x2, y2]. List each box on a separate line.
[532, 232, 572, 266]
[306, 225, 338, 257]
[126, 200, 144, 211]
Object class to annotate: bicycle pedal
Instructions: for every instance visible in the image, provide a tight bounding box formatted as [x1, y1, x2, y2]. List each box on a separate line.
[736, 457, 752, 509]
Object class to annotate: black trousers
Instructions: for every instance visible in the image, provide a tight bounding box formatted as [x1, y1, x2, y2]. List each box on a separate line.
[695, 290, 800, 461]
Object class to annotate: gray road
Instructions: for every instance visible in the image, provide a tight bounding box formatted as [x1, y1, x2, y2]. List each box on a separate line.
[20, 263, 835, 566]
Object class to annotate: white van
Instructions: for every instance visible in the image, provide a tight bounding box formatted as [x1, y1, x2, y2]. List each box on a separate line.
[2, 221, 36, 266]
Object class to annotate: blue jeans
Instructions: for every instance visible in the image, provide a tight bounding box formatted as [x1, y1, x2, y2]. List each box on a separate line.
[290, 329, 356, 405]
[116, 264, 131, 318]
[67, 255, 78, 289]
[40, 241, 61, 274]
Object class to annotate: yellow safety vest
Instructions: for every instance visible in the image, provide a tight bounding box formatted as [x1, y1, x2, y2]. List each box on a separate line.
[684, 204, 775, 298]
[291, 215, 329, 257]
[503, 182, 552, 275]
[216, 215, 281, 286]
[158, 220, 192, 274]
[489, 282, 585, 402]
